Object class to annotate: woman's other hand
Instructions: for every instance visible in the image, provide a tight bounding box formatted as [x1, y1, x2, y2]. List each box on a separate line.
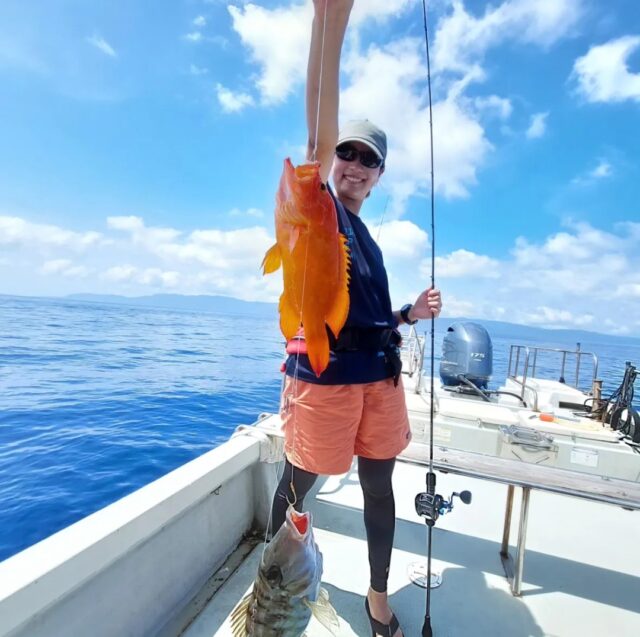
[411, 287, 442, 320]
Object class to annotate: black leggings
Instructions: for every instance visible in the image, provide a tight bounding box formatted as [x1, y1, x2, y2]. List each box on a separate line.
[271, 457, 396, 593]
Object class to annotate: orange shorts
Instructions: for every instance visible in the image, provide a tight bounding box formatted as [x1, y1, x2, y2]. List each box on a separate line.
[280, 376, 412, 475]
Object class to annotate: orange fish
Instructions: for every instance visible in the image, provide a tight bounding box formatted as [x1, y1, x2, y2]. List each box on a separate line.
[262, 159, 350, 377]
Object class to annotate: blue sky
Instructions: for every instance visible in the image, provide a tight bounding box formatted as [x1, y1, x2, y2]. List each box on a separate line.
[1, 0, 639, 334]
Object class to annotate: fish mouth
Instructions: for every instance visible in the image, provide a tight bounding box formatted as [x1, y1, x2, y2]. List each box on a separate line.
[287, 509, 311, 537]
[285, 158, 320, 184]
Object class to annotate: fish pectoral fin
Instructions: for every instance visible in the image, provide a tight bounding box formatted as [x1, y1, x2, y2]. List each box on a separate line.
[262, 243, 282, 275]
[304, 587, 340, 635]
[325, 233, 350, 339]
[288, 225, 301, 253]
[280, 201, 310, 228]
[229, 592, 252, 637]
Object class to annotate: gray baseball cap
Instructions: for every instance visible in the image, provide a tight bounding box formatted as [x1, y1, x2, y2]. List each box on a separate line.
[337, 119, 387, 163]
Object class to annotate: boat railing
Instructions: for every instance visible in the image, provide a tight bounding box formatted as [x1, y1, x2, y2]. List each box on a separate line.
[508, 344, 599, 409]
[400, 325, 426, 392]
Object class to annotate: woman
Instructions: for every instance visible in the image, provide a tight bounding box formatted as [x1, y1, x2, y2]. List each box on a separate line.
[271, 2, 442, 635]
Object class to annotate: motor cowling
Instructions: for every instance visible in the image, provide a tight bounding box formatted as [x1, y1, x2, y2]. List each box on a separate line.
[439, 322, 493, 389]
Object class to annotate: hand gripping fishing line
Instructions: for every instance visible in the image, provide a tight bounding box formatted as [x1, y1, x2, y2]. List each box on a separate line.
[413, 3, 472, 635]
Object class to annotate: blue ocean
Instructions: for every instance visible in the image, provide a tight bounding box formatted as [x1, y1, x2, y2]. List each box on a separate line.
[1, 294, 639, 562]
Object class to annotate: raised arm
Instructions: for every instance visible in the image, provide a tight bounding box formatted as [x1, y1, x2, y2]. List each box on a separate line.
[306, 0, 353, 182]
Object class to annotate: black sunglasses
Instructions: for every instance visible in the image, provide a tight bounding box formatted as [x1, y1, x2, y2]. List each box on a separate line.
[335, 144, 383, 169]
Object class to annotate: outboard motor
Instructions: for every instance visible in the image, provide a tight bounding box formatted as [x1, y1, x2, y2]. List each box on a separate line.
[440, 322, 493, 389]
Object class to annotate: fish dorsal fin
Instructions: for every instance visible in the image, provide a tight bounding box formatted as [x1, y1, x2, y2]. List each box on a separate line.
[229, 592, 253, 637]
[262, 243, 282, 274]
[325, 233, 350, 339]
[304, 587, 340, 635]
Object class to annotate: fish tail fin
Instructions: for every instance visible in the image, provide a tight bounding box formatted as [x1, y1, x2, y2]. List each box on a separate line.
[304, 587, 340, 635]
[262, 243, 282, 274]
[303, 317, 330, 378]
[325, 232, 350, 338]
[229, 591, 253, 636]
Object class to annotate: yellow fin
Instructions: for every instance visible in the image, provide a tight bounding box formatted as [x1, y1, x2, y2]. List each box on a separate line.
[304, 587, 340, 635]
[229, 592, 252, 637]
[262, 243, 282, 275]
[325, 233, 350, 339]
[279, 294, 300, 342]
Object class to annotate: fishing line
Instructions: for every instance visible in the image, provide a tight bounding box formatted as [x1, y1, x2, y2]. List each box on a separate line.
[421, 0, 437, 634]
[288, 0, 329, 505]
[311, 0, 329, 163]
[375, 195, 391, 242]
[262, 0, 329, 557]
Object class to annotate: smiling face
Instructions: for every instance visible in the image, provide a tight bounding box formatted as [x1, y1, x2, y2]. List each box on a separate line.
[331, 141, 384, 215]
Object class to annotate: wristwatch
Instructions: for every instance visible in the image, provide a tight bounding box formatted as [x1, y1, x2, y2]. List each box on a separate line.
[400, 303, 418, 325]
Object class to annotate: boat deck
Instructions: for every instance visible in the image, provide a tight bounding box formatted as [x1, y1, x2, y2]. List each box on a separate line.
[180, 459, 640, 637]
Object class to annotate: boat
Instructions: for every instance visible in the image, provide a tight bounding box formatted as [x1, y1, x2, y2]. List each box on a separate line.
[1, 324, 639, 636]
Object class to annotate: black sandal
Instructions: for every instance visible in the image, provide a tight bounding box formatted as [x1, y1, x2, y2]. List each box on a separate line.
[365, 598, 401, 637]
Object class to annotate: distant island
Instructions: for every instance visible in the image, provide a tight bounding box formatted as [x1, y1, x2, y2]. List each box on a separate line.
[61, 292, 640, 347]
[66, 293, 276, 318]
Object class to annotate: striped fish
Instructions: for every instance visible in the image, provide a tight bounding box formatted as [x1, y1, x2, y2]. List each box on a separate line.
[231, 507, 339, 636]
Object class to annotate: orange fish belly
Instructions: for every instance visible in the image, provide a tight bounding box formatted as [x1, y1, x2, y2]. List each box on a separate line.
[262, 159, 350, 377]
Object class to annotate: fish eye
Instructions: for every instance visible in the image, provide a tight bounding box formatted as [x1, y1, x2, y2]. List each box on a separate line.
[265, 564, 283, 585]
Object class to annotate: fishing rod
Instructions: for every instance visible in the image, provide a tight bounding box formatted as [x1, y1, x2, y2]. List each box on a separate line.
[414, 3, 471, 635]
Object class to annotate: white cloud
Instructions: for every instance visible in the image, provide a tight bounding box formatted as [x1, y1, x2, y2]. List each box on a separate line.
[368, 220, 428, 260]
[40, 259, 90, 278]
[185, 32, 203, 43]
[86, 35, 117, 58]
[433, 249, 501, 278]
[5, 211, 640, 334]
[0, 212, 282, 299]
[103, 266, 180, 288]
[0, 215, 102, 250]
[590, 160, 612, 179]
[349, 0, 416, 26]
[473, 95, 513, 120]
[215, 83, 255, 113]
[225, 1, 580, 209]
[228, 2, 310, 105]
[388, 219, 640, 334]
[193, 16, 207, 28]
[341, 38, 491, 204]
[434, 0, 583, 74]
[523, 306, 594, 328]
[526, 111, 548, 139]
[572, 35, 640, 103]
[439, 294, 476, 318]
[189, 64, 209, 76]
[571, 159, 614, 185]
[226, 1, 418, 106]
[229, 207, 264, 218]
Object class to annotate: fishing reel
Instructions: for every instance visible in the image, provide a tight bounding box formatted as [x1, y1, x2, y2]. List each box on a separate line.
[415, 472, 472, 526]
